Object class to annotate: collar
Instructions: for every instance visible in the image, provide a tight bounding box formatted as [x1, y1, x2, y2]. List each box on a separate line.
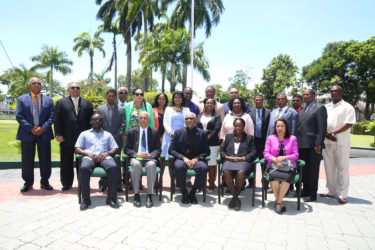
[330, 99, 344, 107]
[31, 92, 41, 98]
[89, 128, 104, 134]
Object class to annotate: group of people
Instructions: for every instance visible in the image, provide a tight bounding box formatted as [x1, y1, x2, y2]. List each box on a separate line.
[16, 77, 356, 213]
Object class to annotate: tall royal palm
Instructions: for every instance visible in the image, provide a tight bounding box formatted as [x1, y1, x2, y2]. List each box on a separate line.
[73, 32, 106, 81]
[31, 45, 73, 97]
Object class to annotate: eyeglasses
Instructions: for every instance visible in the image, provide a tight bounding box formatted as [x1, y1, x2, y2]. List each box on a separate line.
[31, 82, 41, 85]
[292, 99, 301, 102]
[185, 117, 195, 121]
[119, 91, 128, 95]
[135, 93, 144, 96]
[70, 86, 80, 90]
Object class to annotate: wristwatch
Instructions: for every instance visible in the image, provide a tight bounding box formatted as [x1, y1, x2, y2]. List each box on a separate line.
[331, 132, 335, 137]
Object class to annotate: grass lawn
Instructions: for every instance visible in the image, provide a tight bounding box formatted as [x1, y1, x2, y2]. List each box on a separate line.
[351, 134, 374, 148]
[0, 120, 60, 161]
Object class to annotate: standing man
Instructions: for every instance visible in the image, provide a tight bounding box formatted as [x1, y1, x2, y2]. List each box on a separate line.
[169, 112, 210, 204]
[267, 93, 298, 136]
[117, 86, 129, 108]
[124, 112, 161, 208]
[54, 82, 93, 191]
[75, 114, 119, 210]
[97, 89, 126, 192]
[16, 77, 54, 192]
[292, 94, 303, 113]
[199, 86, 225, 121]
[224, 88, 251, 115]
[296, 89, 327, 202]
[249, 94, 270, 188]
[183, 87, 200, 117]
[321, 86, 355, 204]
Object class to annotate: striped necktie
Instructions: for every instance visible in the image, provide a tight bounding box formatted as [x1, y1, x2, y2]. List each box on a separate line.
[33, 96, 39, 126]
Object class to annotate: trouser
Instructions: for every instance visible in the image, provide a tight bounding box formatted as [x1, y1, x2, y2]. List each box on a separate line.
[322, 144, 350, 198]
[21, 139, 52, 186]
[174, 159, 208, 191]
[99, 148, 122, 189]
[300, 147, 322, 197]
[60, 143, 75, 187]
[80, 157, 117, 200]
[130, 158, 157, 194]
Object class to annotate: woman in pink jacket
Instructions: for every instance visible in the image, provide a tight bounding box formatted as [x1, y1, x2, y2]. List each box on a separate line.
[264, 118, 299, 214]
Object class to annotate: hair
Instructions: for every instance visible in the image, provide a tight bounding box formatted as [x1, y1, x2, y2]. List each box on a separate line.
[153, 93, 169, 109]
[184, 112, 196, 119]
[106, 88, 117, 96]
[272, 118, 291, 139]
[183, 87, 192, 92]
[276, 93, 287, 99]
[292, 94, 303, 100]
[254, 94, 263, 100]
[67, 82, 79, 89]
[132, 88, 148, 112]
[171, 91, 186, 106]
[205, 85, 216, 94]
[228, 97, 246, 113]
[233, 117, 246, 127]
[203, 97, 216, 114]
[305, 89, 316, 95]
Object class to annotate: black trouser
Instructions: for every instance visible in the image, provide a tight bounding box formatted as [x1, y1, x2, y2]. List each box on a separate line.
[300, 147, 322, 197]
[60, 143, 75, 187]
[174, 159, 208, 192]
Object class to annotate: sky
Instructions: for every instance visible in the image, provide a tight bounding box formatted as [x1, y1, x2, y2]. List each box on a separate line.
[1, 0, 375, 100]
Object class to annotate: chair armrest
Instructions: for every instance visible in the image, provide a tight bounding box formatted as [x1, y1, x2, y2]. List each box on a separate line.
[297, 159, 305, 167]
[75, 154, 82, 159]
[259, 158, 266, 164]
[205, 156, 210, 161]
[114, 154, 120, 159]
[160, 154, 165, 159]
[216, 156, 221, 164]
[122, 154, 130, 159]
[253, 158, 259, 164]
[168, 155, 175, 160]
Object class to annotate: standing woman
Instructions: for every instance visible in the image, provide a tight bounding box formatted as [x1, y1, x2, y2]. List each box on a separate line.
[197, 98, 222, 192]
[161, 91, 190, 158]
[124, 88, 154, 132]
[152, 93, 168, 142]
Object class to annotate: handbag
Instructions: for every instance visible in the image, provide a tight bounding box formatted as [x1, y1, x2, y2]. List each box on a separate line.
[270, 160, 292, 172]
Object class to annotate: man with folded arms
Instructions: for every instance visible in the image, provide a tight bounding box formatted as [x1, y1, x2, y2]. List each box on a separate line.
[124, 111, 161, 208]
[75, 114, 119, 210]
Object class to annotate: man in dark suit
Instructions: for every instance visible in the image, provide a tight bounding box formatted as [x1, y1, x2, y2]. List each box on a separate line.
[54, 82, 93, 191]
[267, 93, 298, 136]
[169, 112, 210, 204]
[248, 94, 271, 188]
[124, 111, 161, 208]
[16, 77, 55, 192]
[296, 89, 327, 202]
[97, 89, 126, 192]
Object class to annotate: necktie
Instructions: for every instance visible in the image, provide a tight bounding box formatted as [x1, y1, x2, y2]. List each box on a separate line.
[33, 96, 39, 126]
[275, 108, 282, 120]
[256, 110, 262, 137]
[141, 130, 147, 152]
[73, 98, 78, 115]
[108, 106, 113, 126]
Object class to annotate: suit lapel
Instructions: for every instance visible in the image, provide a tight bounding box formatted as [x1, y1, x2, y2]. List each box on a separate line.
[147, 127, 153, 152]
[134, 127, 140, 150]
[68, 97, 77, 117]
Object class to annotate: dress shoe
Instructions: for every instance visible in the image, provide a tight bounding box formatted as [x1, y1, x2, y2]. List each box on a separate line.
[233, 197, 241, 211]
[133, 193, 141, 207]
[304, 195, 317, 202]
[146, 194, 153, 208]
[139, 184, 145, 191]
[98, 185, 107, 192]
[228, 198, 236, 209]
[80, 199, 91, 211]
[181, 190, 189, 204]
[40, 184, 53, 190]
[320, 193, 334, 198]
[186, 180, 193, 188]
[281, 204, 286, 212]
[275, 203, 283, 215]
[20, 185, 32, 193]
[188, 191, 198, 204]
[117, 187, 124, 193]
[338, 197, 347, 204]
[61, 186, 71, 191]
[106, 197, 120, 208]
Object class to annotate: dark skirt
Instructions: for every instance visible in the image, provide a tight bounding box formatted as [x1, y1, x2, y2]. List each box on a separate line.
[268, 168, 293, 183]
[223, 161, 251, 171]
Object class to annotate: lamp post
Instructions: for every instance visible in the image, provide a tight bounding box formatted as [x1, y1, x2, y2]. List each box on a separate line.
[190, 0, 194, 90]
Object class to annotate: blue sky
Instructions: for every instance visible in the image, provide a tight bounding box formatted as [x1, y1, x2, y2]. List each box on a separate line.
[1, 0, 374, 99]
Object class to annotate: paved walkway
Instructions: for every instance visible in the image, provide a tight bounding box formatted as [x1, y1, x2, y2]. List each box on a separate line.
[0, 155, 374, 249]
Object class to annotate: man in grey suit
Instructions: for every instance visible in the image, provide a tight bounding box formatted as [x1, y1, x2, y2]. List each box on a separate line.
[97, 89, 126, 192]
[267, 93, 298, 136]
[296, 89, 327, 202]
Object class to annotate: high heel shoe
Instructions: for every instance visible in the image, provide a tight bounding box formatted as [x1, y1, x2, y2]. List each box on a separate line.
[275, 203, 283, 215]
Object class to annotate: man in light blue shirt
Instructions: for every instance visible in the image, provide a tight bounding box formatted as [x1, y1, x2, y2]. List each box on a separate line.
[75, 113, 119, 210]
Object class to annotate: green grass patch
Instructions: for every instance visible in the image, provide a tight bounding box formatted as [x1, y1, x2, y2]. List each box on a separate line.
[350, 134, 374, 148]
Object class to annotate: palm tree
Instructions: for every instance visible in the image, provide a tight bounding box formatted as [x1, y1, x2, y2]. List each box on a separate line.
[73, 32, 106, 81]
[31, 45, 73, 97]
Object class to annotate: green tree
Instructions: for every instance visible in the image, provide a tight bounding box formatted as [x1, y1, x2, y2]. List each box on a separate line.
[118, 68, 158, 92]
[259, 54, 298, 108]
[73, 32, 106, 81]
[228, 69, 254, 102]
[31, 45, 73, 97]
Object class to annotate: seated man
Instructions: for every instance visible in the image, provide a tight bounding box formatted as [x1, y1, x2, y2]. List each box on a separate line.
[75, 114, 119, 210]
[124, 111, 161, 208]
[169, 112, 210, 204]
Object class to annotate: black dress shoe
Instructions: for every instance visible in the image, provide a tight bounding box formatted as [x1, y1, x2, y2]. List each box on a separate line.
[233, 197, 241, 211]
[61, 186, 72, 191]
[117, 187, 124, 193]
[304, 195, 317, 202]
[146, 194, 153, 208]
[139, 184, 145, 191]
[106, 198, 120, 208]
[98, 185, 107, 192]
[188, 191, 198, 204]
[20, 185, 32, 192]
[40, 184, 53, 190]
[133, 193, 141, 207]
[181, 190, 189, 204]
[80, 199, 91, 211]
[228, 198, 236, 209]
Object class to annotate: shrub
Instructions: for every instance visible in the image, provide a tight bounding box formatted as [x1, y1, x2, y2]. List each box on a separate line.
[352, 120, 371, 135]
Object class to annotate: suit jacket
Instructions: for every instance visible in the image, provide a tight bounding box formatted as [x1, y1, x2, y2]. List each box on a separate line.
[54, 96, 93, 147]
[220, 133, 257, 163]
[169, 126, 210, 161]
[124, 126, 161, 160]
[267, 106, 298, 136]
[97, 103, 126, 149]
[196, 112, 222, 146]
[263, 134, 299, 168]
[16, 93, 54, 142]
[250, 107, 271, 140]
[296, 101, 327, 149]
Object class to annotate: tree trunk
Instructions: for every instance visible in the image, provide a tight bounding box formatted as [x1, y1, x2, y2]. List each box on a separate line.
[126, 34, 132, 90]
[162, 72, 165, 93]
[170, 62, 177, 92]
[143, 11, 149, 92]
[182, 64, 187, 89]
[90, 55, 94, 84]
[113, 35, 118, 91]
[50, 66, 53, 97]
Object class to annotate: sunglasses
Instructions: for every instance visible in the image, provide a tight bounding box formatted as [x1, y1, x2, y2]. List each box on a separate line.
[119, 91, 128, 95]
[70, 86, 80, 90]
[135, 93, 144, 96]
[185, 117, 195, 121]
[31, 82, 41, 85]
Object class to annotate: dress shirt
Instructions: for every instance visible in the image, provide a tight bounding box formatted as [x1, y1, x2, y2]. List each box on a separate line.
[304, 100, 316, 112]
[71, 97, 80, 115]
[118, 100, 128, 107]
[255, 108, 263, 138]
[106, 103, 114, 125]
[184, 127, 196, 159]
[137, 127, 149, 153]
[75, 128, 118, 156]
[31, 93, 41, 112]
[184, 101, 200, 117]
[277, 106, 288, 119]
